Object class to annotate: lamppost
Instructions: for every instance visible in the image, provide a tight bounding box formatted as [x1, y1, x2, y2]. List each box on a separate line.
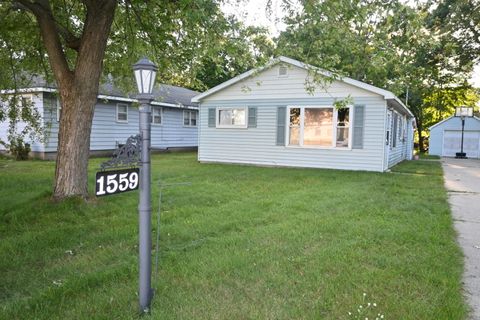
[133, 57, 157, 312]
[454, 106, 473, 159]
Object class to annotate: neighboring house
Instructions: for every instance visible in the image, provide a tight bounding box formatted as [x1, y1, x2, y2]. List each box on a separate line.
[192, 56, 415, 172]
[1, 80, 199, 159]
[429, 116, 480, 158]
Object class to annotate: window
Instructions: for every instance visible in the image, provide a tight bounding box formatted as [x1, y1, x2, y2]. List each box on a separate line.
[152, 106, 162, 124]
[183, 110, 197, 127]
[287, 106, 351, 148]
[336, 108, 350, 147]
[386, 111, 391, 146]
[289, 108, 300, 145]
[392, 113, 398, 147]
[217, 107, 247, 128]
[304, 108, 333, 146]
[116, 104, 128, 122]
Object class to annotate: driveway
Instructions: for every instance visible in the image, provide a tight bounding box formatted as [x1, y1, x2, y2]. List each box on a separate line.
[442, 158, 480, 319]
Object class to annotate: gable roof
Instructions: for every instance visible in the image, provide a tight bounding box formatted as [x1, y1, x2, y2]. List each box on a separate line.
[429, 115, 480, 130]
[192, 56, 413, 117]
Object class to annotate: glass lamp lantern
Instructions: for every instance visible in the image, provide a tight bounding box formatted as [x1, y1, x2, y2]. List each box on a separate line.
[133, 57, 158, 95]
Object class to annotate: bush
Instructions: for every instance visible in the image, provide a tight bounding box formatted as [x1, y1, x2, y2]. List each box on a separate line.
[8, 137, 31, 160]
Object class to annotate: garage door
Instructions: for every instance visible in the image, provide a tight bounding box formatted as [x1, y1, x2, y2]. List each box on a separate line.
[443, 130, 480, 158]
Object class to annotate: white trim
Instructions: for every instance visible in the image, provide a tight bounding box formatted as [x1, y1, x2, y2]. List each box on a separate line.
[56, 98, 61, 122]
[0, 87, 56, 94]
[192, 56, 413, 118]
[116, 103, 128, 123]
[216, 107, 248, 128]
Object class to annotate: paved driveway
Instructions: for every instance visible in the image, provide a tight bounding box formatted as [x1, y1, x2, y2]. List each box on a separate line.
[442, 158, 480, 319]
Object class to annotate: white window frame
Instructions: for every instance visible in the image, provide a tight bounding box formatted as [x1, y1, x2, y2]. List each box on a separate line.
[116, 103, 128, 123]
[216, 107, 248, 129]
[286, 105, 353, 149]
[56, 99, 61, 122]
[183, 110, 197, 127]
[151, 106, 163, 125]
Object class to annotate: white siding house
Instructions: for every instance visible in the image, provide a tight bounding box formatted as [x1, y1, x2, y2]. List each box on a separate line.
[192, 56, 415, 172]
[1, 83, 199, 159]
[429, 116, 480, 158]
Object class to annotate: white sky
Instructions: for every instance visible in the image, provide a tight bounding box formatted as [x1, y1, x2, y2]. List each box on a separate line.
[221, 0, 480, 88]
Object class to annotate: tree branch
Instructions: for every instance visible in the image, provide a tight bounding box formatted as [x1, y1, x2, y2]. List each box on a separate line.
[14, 0, 73, 87]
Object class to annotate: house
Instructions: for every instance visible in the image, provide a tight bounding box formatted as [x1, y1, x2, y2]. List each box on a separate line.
[429, 116, 480, 158]
[1, 79, 199, 159]
[192, 56, 415, 172]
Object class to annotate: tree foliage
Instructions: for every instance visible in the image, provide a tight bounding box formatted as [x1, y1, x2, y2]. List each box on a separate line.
[276, 0, 478, 151]
[0, 0, 271, 198]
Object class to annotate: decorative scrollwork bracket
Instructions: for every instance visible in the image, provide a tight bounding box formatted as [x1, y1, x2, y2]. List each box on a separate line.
[100, 134, 142, 170]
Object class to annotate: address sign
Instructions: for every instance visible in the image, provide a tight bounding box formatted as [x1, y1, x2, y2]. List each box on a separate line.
[95, 168, 139, 196]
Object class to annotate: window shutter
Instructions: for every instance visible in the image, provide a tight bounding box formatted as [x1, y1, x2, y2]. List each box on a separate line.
[208, 108, 216, 127]
[276, 107, 286, 146]
[248, 107, 257, 128]
[352, 105, 365, 149]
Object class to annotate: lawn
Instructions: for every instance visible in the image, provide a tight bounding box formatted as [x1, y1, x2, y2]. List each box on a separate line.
[0, 153, 466, 319]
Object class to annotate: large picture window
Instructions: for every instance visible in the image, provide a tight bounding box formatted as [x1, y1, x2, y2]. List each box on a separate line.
[287, 106, 351, 148]
[217, 107, 247, 128]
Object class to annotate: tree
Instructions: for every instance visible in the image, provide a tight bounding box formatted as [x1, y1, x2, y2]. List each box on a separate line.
[275, 0, 477, 152]
[0, 1, 269, 199]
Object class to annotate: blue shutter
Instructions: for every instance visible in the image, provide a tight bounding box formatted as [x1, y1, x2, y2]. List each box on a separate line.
[276, 107, 286, 146]
[352, 105, 365, 149]
[248, 107, 257, 128]
[208, 108, 216, 127]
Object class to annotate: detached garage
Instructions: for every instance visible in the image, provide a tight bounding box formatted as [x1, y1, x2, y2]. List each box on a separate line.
[429, 116, 480, 158]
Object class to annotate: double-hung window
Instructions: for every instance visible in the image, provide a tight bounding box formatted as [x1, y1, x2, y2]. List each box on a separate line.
[183, 110, 197, 127]
[217, 107, 247, 128]
[152, 106, 162, 124]
[287, 106, 351, 148]
[116, 104, 128, 123]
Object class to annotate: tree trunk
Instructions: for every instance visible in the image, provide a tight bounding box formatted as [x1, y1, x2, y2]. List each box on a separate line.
[52, 1, 117, 199]
[16, 0, 118, 199]
[417, 123, 425, 153]
[53, 84, 98, 199]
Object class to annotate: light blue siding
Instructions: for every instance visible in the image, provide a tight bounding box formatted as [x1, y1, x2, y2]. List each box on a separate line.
[429, 117, 480, 157]
[199, 97, 387, 172]
[43, 94, 198, 152]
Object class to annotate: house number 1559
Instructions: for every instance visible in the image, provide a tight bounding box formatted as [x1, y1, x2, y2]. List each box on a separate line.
[95, 168, 140, 197]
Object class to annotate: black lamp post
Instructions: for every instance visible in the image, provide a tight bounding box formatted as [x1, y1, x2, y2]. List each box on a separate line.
[133, 57, 157, 312]
[454, 106, 473, 159]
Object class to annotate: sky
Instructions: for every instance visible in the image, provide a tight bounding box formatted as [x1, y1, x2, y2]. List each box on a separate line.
[221, 0, 480, 88]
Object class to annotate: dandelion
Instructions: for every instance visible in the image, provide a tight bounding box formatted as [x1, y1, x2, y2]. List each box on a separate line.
[373, 303, 377, 307]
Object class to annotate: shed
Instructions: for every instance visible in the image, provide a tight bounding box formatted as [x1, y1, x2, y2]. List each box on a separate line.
[429, 116, 480, 158]
[192, 56, 415, 172]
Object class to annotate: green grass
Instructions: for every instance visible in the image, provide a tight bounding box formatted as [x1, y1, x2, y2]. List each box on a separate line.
[0, 153, 466, 319]
[418, 153, 441, 160]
